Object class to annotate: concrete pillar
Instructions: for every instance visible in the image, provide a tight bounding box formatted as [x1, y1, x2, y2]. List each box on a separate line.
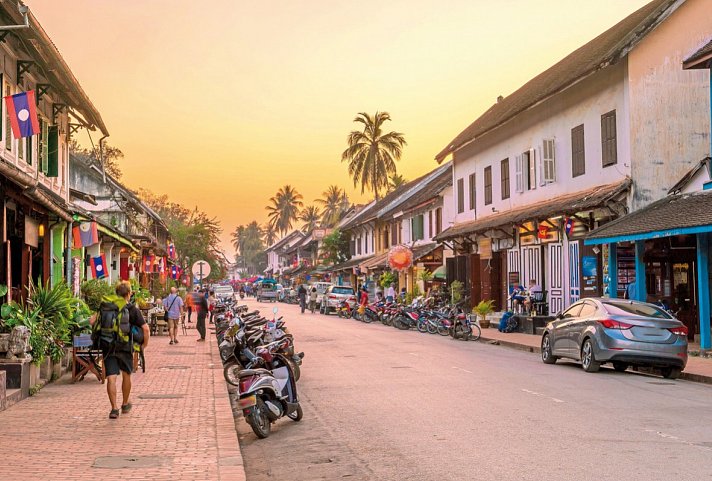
[697, 233, 710, 351]
[634, 240, 646, 302]
[608, 243, 618, 298]
[103, 243, 114, 284]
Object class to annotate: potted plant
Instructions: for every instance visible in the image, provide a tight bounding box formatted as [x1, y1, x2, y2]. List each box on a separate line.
[473, 300, 495, 329]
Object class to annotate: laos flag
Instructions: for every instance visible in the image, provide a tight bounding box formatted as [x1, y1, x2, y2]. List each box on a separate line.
[171, 265, 178, 279]
[4, 90, 40, 138]
[91, 254, 107, 279]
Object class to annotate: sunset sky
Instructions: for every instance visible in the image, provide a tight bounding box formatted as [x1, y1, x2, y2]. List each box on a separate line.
[28, 0, 650, 253]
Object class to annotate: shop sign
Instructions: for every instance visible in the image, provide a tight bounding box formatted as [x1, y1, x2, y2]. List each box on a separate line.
[25, 217, 39, 248]
[582, 255, 598, 292]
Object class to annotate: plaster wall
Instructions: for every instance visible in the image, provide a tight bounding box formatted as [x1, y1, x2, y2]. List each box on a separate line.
[627, 0, 711, 209]
[451, 62, 630, 225]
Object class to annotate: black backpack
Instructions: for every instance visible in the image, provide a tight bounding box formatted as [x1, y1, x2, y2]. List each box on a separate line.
[92, 296, 132, 352]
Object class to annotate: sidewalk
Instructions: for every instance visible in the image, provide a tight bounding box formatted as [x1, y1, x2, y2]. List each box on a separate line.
[479, 327, 712, 384]
[0, 326, 245, 481]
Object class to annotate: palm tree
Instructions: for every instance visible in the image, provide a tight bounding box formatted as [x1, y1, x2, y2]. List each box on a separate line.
[299, 205, 321, 232]
[262, 223, 278, 246]
[316, 185, 350, 227]
[266, 185, 303, 235]
[341, 111, 407, 199]
[387, 173, 408, 193]
[231, 225, 246, 257]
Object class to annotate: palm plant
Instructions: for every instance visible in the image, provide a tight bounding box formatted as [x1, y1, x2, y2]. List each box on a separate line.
[299, 205, 321, 232]
[262, 223, 278, 246]
[231, 225, 246, 256]
[341, 111, 407, 199]
[387, 173, 408, 193]
[266, 185, 303, 235]
[316, 185, 350, 227]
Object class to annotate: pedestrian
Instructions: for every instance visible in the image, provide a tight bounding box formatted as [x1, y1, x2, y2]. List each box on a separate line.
[195, 290, 209, 341]
[386, 283, 395, 303]
[298, 284, 307, 314]
[94, 281, 150, 419]
[626, 280, 637, 300]
[358, 286, 369, 316]
[208, 290, 217, 324]
[162, 286, 184, 345]
[309, 286, 318, 313]
[185, 292, 193, 323]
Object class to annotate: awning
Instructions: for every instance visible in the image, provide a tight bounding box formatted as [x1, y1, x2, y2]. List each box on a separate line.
[435, 179, 631, 241]
[412, 242, 441, 262]
[331, 254, 375, 272]
[586, 190, 712, 245]
[432, 265, 446, 280]
[361, 251, 389, 270]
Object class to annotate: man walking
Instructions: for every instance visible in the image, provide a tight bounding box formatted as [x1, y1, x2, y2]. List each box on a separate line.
[195, 289, 209, 341]
[298, 284, 307, 314]
[95, 281, 150, 419]
[162, 287, 184, 345]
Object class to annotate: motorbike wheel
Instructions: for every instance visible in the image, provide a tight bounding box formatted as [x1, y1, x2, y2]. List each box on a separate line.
[248, 398, 271, 439]
[470, 324, 482, 341]
[287, 403, 304, 422]
[223, 362, 242, 386]
[363, 312, 374, 324]
[427, 322, 438, 334]
[453, 324, 470, 340]
[437, 325, 450, 336]
[416, 321, 428, 333]
[395, 316, 410, 330]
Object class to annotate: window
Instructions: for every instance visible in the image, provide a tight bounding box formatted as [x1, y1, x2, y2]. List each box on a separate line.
[428, 210, 433, 237]
[383, 228, 390, 249]
[528, 149, 537, 190]
[542, 139, 555, 183]
[435, 208, 442, 235]
[483, 166, 492, 205]
[5, 83, 11, 152]
[391, 223, 398, 245]
[572, 124, 585, 177]
[500, 158, 510, 199]
[411, 215, 424, 241]
[26, 134, 32, 166]
[47, 126, 59, 177]
[468, 173, 476, 211]
[577, 301, 597, 318]
[601, 110, 617, 167]
[561, 303, 583, 319]
[515, 151, 535, 192]
[356, 236, 362, 255]
[457, 178, 464, 213]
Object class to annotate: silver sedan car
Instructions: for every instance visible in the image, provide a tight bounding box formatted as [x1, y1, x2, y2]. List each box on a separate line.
[541, 298, 688, 379]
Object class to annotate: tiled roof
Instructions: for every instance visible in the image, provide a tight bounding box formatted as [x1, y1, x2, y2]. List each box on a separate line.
[684, 39, 712, 68]
[331, 254, 375, 272]
[587, 190, 712, 242]
[435, 0, 676, 161]
[668, 157, 711, 194]
[435, 179, 631, 240]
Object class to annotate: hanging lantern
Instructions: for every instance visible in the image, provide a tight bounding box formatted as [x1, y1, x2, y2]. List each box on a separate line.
[388, 245, 413, 271]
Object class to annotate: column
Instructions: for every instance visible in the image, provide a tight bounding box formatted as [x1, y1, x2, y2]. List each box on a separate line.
[697, 233, 710, 351]
[608, 243, 618, 298]
[634, 240, 646, 302]
[103, 242, 114, 284]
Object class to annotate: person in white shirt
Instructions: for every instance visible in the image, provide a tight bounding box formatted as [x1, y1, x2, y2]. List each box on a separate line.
[523, 279, 542, 313]
[386, 284, 395, 303]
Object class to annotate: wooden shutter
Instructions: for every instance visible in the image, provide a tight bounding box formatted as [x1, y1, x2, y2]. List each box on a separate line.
[500, 158, 510, 199]
[572, 124, 585, 177]
[515, 154, 523, 193]
[5, 82, 11, 152]
[468, 173, 476, 211]
[47, 126, 59, 177]
[40, 120, 49, 173]
[435, 208, 442, 235]
[391, 223, 398, 245]
[542, 139, 555, 183]
[601, 110, 617, 167]
[528, 149, 536, 190]
[484, 166, 492, 205]
[428, 210, 433, 238]
[457, 178, 464, 213]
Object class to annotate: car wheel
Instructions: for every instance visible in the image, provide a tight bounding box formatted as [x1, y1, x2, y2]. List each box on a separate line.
[581, 338, 600, 373]
[612, 361, 628, 372]
[541, 334, 557, 364]
[661, 366, 682, 380]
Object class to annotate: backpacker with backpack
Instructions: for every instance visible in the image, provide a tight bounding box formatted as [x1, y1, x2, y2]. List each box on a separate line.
[498, 311, 518, 333]
[92, 295, 133, 352]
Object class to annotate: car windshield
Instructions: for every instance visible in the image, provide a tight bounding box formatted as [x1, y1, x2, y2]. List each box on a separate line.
[602, 301, 672, 319]
[332, 287, 354, 295]
[315, 284, 330, 293]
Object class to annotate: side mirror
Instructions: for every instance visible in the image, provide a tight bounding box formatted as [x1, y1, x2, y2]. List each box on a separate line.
[555, 312, 563, 320]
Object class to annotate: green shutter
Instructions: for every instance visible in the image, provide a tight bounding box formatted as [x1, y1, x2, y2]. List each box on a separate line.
[40, 120, 48, 173]
[26, 134, 32, 165]
[47, 125, 58, 177]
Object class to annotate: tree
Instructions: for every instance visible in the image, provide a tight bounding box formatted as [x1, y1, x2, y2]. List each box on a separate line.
[262, 223, 278, 247]
[316, 185, 350, 227]
[341, 112, 407, 199]
[387, 173, 408, 193]
[69, 139, 124, 180]
[320, 229, 350, 266]
[232, 221, 266, 274]
[299, 205, 321, 232]
[265, 185, 303, 235]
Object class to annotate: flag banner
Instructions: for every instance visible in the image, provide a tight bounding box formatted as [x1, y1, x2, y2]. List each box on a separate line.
[91, 254, 107, 279]
[564, 217, 575, 237]
[142, 256, 152, 273]
[168, 243, 176, 259]
[72, 222, 99, 248]
[537, 225, 549, 239]
[148, 255, 156, 272]
[171, 265, 178, 279]
[4, 90, 40, 139]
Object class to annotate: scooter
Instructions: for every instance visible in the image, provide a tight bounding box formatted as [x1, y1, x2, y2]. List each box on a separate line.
[236, 349, 303, 439]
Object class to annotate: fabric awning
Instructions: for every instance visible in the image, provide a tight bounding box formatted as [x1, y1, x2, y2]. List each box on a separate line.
[586, 190, 712, 245]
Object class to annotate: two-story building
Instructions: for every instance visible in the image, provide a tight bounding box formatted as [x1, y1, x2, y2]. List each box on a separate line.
[435, 0, 710, 314]
[0, 3, 108, 301]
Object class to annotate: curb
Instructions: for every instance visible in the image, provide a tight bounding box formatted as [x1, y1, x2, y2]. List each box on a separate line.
[478, 333, 712, 385]
[210, 337, 247, 481]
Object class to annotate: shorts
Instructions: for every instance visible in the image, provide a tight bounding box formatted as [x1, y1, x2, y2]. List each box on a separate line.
[167, 317, 180, 329]
[104, 352, 133, 376]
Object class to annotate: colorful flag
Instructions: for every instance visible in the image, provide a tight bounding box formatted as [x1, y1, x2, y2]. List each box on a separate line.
[168, 243, 176, 259]
[564, 217, 575, 236]
[171, 265, 178, 279]
[4, 90, 40, 139]
[72, 222, 99, 248]
[91, 254, 107, 279]
[537, 225, 549, 239]
[142, 256, 151, 273]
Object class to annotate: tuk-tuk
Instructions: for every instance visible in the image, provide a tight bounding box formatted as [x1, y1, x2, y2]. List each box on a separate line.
[257, 279, 278, 302]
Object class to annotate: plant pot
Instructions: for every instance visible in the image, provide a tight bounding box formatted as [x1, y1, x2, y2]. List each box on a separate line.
[480, 319, 491, 329]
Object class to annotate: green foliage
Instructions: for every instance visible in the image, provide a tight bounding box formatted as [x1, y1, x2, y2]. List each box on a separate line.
[321, 229, 350, 266]
[412, 285, 422, 298]
[0, 284, 7, 297]
[316, 185, 350, 227]
[418, 269, 433, 283]
[265, 185, 304, 236]
[472, 300, 495, 320]
[450, 280, 464, 304]
[379, 271, 397, 288]
[232, 221, 267, 275]
[80, 279, 114, 312]
[405, 291, 414, 305]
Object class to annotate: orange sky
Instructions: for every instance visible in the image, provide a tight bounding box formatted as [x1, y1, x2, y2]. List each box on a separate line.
[28, 0, 650, 253]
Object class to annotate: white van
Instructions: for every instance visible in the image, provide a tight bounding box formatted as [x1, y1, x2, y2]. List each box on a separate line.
[310, 282, 333, 305]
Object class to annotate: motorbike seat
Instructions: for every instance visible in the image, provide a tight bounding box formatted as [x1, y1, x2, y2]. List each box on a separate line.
[238, 368, 271, 378]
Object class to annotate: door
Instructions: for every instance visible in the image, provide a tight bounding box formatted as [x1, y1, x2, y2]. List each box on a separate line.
[547, 243, 564, 315]
[553, 302, 583, 356]
[569, 300, 598, 359]
[568, 240, 580, 305]
[520, 245, 542, 289]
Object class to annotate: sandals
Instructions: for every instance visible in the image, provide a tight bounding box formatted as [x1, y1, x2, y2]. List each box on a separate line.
[109, 409, 120, 419]
[121, 403, 132, 414]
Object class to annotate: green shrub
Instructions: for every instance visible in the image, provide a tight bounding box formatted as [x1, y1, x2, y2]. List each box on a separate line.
[80, 279, 114, 311]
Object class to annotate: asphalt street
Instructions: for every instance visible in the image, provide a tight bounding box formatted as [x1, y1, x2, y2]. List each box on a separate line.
[235, 298, 712, 481]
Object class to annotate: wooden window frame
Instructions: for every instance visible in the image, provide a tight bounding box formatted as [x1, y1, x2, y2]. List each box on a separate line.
[468, 172, 476, 211]
[571, 124, 585, 178]
[500, 158, 510, 200]
[484, 166, 492, 205]
[601, 110, 617, 167]
[457, 178, 464, 214]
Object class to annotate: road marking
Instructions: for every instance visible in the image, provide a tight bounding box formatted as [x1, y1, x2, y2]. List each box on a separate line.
[522, 388, 565, 404]
[408, 352, 419, 357]
[451, 366, 473, 374]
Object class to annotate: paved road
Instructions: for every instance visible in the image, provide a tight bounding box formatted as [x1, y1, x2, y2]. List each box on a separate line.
[236, 298, 712, 481]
